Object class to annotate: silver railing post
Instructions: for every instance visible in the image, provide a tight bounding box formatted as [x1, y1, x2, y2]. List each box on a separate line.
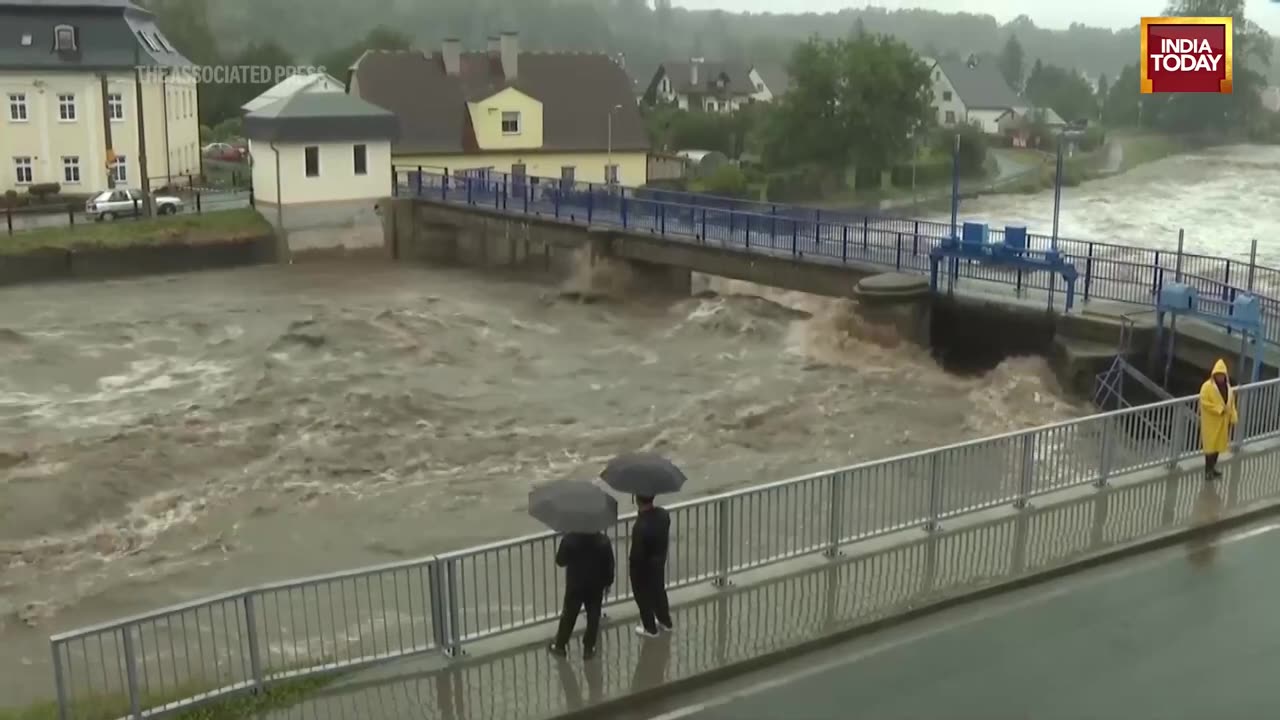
[714, 499, 732, 587]
[826, 472, 846, 557]
[427, 560, 448, 652]
[51, 641, 69, 720]
[1014, 433, 1036, 509]
[1231, 389, 1247, 454]
[925, 453, 943, 532]
[1096, 415, 1114, 487]
[445, 559, 464, 656]
[121, 627, 142, 719]
[243, 592, 264, 691]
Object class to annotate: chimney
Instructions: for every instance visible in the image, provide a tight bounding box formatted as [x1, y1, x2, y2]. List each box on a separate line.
[691, 57, 703, 86]
[442, 38, 461, 76]
[500, 31, 518, 81]
[488, 36, 501, 57]
[615, 52, 626, 69]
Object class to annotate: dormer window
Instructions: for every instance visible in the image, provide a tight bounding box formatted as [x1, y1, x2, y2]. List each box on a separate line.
[138, 31, 158, 52]
[154, 33, 174, 52]
[20, 33, 33, 47]
[54, 24, 77, 52]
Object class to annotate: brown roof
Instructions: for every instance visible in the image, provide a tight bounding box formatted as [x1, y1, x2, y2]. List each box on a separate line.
[351, 49, 649, 156]
[651, 61, 757, 97]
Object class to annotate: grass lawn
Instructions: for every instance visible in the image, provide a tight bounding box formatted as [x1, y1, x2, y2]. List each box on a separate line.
[0, 208, 272, 255]
[1110, 131, 1193, 172]
[0, 673, 333, 720]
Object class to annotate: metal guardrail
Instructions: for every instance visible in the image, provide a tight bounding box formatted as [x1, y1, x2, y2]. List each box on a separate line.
[48, 377, 1280, 719]
[392, 169, 1280, 344]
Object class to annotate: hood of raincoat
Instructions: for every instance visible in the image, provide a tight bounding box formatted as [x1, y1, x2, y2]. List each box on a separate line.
[1211, 359, 1229, 378]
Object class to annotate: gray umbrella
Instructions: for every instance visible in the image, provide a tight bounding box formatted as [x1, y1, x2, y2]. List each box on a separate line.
[529, 479, 619, 534]
[600, 452, 687, 496]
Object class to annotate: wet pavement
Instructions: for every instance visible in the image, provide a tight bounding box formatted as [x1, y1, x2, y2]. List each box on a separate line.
[259, 440, 1280, 720]
[639, 519, 1280, 720]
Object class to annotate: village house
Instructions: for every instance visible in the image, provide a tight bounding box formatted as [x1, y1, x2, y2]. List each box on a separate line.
[643, 59, 787, 113]
[241, 71, 345, 114]
[924, 55, 1029, 134]
[348, 33, 649, 187]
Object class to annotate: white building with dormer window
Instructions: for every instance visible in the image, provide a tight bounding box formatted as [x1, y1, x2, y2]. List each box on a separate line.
[0, 0, 201, 195]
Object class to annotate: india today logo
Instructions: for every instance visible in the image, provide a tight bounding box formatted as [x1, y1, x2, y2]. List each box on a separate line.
[1141, 16, 1233, 93]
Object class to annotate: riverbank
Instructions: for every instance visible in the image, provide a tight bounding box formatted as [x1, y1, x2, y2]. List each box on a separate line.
[0, 209, 276, 286]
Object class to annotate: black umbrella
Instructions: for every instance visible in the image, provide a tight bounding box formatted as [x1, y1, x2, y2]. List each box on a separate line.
[529, 479, 619, 534]
[600, 452, 687, 496]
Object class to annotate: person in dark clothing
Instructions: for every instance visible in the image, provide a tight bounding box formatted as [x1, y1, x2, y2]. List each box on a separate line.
[629, 495, 673, 638]
[548, 531, 614, 660]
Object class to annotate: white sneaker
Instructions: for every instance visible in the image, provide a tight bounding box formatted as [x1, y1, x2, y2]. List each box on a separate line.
[634, 625, 660, 639]
[659, 622, 674, 634]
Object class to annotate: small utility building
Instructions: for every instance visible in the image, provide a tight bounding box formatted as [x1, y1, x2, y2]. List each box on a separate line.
[243, 92, 398, 254]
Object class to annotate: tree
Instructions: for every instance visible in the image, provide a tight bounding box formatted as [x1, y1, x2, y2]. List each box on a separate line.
[764, 34, 933, 176]
[1024, 61, 1098, 123]
[997, 35, 1025, 92]
[315, 26, 413, 79]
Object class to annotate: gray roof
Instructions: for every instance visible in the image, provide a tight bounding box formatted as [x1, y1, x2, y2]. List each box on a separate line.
[752, 64, 790, 97]
[0, 0, 191, 70]
[650, 60, 757, 97]
[351, 49, 648, 155]
[243, 92, 398, 144]
[935, 56, 1024, 110]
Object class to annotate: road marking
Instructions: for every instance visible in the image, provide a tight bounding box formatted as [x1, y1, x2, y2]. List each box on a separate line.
[643, 521, 1280, 719]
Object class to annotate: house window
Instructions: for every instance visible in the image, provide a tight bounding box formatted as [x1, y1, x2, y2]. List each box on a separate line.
[107, 92, 124, 121]
[560, 166, 575, 185]
[945, 110, 956, 124]
[110, 155, 128, 183]
[138, 31, 159, 52]
[934, 70, 940, 81]
[304, 146, 320, 177]
[57, 93, 76, 121]
[942, 90, 952, 102]
[54, 24, 77, 52]
[8, 93, 27, 121]
[62, 156, 81, 184]
[353, 144, 367, 175]
[13, 156, 33, 185]
[605, 164, 619, 184]
[501, 111, 520, 135]
[20, 33, 32, 46]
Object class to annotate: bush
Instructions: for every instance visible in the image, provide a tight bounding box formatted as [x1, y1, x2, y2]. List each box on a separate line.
[930, 124, 987, 178]
[3, 189, 20, 208]
[889, 158, 953, 188]
[27, 182, 61, 201]
[697, 164, 750, 198]
[765, 164, 835, 202]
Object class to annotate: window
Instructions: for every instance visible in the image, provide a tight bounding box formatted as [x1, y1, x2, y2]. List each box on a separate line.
[945, 110, 956, 124]
[110, 154, 128, 184]
[149, 32, 166, 52]
[13, 157, 33, 184]
[8, 93, 27, 121]
[942, 90, 952, 102]
[57, 93, 76, 121]
[155, 33, 175, 52]
[353, 144, 367, 175]
[304, 146, 319, 177]
[500, 111, 520, 134]
[934, 70, 940, 81]
[62, 156, 81, 184]
[54, 24, 76, 51]
[20, 33, 32, 47]
[138, 31, 158, 52]
[107, 92, 124, 121]
[560, 166, 575, 184]
[604, 164, 619, 184]
[511, 163, 526, 178]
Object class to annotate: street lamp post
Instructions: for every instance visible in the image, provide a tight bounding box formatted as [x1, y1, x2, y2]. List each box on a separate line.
[1051, 128, 1087, 250]
[606, 103, 622, 184]
[949, 132, 961, 239]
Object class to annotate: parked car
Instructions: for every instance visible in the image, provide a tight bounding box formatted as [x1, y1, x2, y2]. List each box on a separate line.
[84, 188, 184, 220]
[202, 142, 243, 162]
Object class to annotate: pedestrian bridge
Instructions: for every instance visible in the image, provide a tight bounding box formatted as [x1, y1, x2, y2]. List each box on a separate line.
[391, 169, 1280, 345]
[42, 374, 1280, 719]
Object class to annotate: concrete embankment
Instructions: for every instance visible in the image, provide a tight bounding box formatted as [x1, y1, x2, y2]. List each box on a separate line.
[0, 236, 279, 286]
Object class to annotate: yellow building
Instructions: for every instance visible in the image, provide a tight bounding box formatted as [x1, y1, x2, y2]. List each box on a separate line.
[0, 0, 201, 196]
[348, 32, 650, 187]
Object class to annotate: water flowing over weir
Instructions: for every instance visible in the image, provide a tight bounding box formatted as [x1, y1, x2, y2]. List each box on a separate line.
[0, 262, 1081, 705]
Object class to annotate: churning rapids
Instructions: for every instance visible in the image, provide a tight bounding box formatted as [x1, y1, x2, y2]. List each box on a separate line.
[0, 263, 1081, 704]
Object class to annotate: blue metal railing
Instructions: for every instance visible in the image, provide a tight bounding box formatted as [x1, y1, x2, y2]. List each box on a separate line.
[394, 168, 1280, 345]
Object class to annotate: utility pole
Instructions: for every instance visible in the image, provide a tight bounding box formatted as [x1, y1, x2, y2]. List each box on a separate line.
[133, 44, 152, 216]
[100, 74, 115, 189]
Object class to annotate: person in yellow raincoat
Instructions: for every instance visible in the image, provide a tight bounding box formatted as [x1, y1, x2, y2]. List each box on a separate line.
[1198, 359, 1238, 479]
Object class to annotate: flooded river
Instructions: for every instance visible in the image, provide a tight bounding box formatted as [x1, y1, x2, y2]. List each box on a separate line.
[1, 143, 1277, 706]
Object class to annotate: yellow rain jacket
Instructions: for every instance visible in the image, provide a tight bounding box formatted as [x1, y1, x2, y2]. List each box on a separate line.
[1199, 359, 1238, 455]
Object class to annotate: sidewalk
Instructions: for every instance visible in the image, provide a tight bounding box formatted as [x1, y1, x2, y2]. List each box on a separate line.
[262, 438, 1280, 720]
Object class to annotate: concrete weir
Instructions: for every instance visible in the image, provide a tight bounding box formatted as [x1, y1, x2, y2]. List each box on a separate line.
[385, 196, 1274, 400]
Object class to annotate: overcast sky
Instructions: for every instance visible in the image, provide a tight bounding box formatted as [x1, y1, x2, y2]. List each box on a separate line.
[672, 1, 1280, 35]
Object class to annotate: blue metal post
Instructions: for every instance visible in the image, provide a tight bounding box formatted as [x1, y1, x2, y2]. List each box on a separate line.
[728, 210, 734, 244]
[950, 132, 960, 240]
[621, 195, 628, 228]
[1051, 138, 1064, 251]
[442, 172, 448, 201]
[744, 213, 750, 248]
[1084, 243, 1094, 302]
[792, 220, 798, 255]
[771, 205, 777, 245]
[587, 183, 594, 224]
[701, 209, 707, 242]
[842, 225, 848, 262]
[660, 203, 666, 235]
[415, 165, 423, 196]
[554, 187, 560, 218]
[466, 177, 473, 204]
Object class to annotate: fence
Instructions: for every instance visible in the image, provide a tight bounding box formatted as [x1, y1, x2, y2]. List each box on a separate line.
[47, 376, 1280, 719]
[393, 169, 1280, 344]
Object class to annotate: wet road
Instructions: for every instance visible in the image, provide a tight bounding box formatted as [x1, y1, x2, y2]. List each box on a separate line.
[645, 520, 1280, 720]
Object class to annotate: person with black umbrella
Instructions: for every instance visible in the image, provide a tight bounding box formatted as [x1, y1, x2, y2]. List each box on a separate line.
[529, 479, 619, 660]
[599, 453, 686, 639]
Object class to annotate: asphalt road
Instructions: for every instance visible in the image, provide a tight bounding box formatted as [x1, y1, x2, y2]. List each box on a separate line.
[632, 520, 1280, 720]
[3, 190, 252, 233]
